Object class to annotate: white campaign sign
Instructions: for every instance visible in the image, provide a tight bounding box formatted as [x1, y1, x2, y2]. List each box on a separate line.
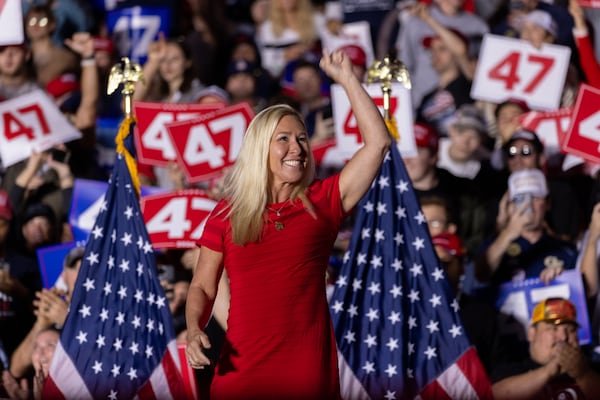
[0, 89, 82, 166]
[323, 83, 416, 167]
[471, 34, 571, 111]
[0, 0, 24, 46]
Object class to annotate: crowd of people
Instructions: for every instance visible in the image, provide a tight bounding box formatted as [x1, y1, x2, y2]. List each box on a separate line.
[0, 0, 599, 398]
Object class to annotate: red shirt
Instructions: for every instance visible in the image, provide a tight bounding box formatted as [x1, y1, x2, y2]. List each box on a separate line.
[200, 174, 345, 399]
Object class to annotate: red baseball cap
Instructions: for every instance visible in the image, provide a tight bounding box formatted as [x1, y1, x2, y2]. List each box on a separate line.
[0, 190, 13, 221]
[432, 232, 465, 257]
[340, 44, 367, 68]
[413, 122, 439, 151]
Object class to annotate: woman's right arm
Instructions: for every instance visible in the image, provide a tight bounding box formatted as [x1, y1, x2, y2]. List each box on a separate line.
[184, 246, 224, 369]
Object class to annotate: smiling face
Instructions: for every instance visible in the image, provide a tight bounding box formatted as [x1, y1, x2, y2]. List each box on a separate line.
[268, 115, 309, 193]
[32, 329, 59, 376]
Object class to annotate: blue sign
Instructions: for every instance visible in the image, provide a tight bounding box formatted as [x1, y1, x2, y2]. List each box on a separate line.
[37, 242, 83, 289]
[495, 270, 591, 344]
[106, 6, 171, 64]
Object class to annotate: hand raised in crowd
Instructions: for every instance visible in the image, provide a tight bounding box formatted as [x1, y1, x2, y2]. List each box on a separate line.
[503, 200, 534, 240]
[310, 110, 335, 145]
[64, 32, 95, 59]
[16, 151, 46, 191]
[569, 0, 587, 31]
[146, 32, 168, 64]
[33, 288, 69, 327]
[45, 145, 73, 189]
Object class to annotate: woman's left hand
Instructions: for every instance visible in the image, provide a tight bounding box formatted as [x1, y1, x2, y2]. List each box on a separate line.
[539, 265, 564, 285]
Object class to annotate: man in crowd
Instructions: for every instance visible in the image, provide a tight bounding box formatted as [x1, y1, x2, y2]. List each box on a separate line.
[492, 297, 600, 399]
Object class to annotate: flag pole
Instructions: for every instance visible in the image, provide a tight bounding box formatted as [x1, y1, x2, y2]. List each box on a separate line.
[366, 54, 411, 141]
[107, 57, 145, 196]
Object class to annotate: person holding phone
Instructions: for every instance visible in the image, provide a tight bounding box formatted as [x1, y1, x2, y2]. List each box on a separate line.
[474, 168, 578, 285]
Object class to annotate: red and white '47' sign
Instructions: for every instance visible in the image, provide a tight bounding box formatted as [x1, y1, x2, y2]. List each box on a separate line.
[518, 107, 572, 157]
[134, 101, 223, 166]
[471, 34, 571, 111]
[141, 190, 217, 249]
[579, 1, 600, 8]
[0, 0, 23, 45]
[323, 83, 416, 168]
[166, 103, 254, 183]
[563, 84, 600, 164]
[0, 89, 82, 167]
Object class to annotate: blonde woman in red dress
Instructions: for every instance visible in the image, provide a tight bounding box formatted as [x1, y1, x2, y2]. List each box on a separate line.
[185, 48, 391, 399]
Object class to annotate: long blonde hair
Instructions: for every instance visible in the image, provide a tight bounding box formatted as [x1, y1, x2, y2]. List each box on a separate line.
[270, 0, 317, 44]
[222, 104, 316, 245]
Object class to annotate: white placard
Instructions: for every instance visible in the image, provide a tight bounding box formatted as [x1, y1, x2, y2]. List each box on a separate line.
[471, 34, 571, 111]
[0, 89, 82, 166]
[323, 83, 415, 167]
[0, 0, 24, 46]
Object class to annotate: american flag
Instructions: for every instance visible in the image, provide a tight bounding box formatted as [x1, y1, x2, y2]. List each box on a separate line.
[43, 150, 186, 399]
[330, 144, 492, 399]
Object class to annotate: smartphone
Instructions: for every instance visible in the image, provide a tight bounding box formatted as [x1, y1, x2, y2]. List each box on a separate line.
[513, 193, 533, 214]
[51, 148, 70, 164]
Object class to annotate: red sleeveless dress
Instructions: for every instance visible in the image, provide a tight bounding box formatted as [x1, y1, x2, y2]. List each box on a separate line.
[199, 175, 345, 400]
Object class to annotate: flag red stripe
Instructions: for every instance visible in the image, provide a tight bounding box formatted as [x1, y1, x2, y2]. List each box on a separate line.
[421, 379, 453, 400]
[161, 346, 187, 399]
[42, 376, 67, 400]
[178, 343, 198, 400]
[420, 347, 492, 400]
[455, 347, 493, 399]
[137, 378, 157, 400]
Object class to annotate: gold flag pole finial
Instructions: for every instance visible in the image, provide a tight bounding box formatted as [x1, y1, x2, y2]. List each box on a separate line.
[107, 57, 144, 195]
[107, 57, 144, 118]
[367, 54, 411, 140]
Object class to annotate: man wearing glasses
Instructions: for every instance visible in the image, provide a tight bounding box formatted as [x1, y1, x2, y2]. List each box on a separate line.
[502, 129, 583, 243]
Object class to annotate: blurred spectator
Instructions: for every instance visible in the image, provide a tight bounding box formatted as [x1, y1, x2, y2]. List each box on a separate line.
[436, 105, 503, 255]
[475, 168, 578, 285]
[3, 149, 74, 239]
[22, 0, 92, 48]
[491, 297, 600, 400]
[133, 35, 205, 104]
[0, 44, 38, 101]
[227, 33, 278, 100]
[339, 44, 367, 81]
[518, 9, 580, 108]
[491, 0, 575, 51]
[290, 59, 333, 143]
[490, 98, 530, 170]
[415, 16, 476, 136]
[9, 246, 83, 379]
[420, 194, 500, 373]
[225, 59, 267, 112]
[405, 122, 466, 210]
[24, 4, 79, 88]
[0, 190, 41, 361]
[185, 8, 233, 88]
[498, 129, 587, 243]
[2, 326, 60, 400]
[255, 0, 328, 79]
[395, 0, 488, 113]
